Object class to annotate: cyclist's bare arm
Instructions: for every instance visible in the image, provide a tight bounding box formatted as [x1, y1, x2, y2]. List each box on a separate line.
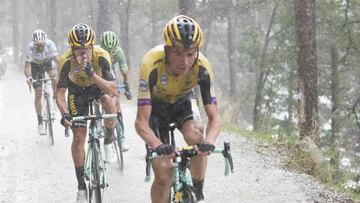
[203, 104, 221, 144]
[91, 74, 117, 96]
[52, 56, 59, 65]
[120, 69, 130, 90]
[135, 105, 162, 149]
[56, 87, 68, 115]
[24, 62, 31, 78]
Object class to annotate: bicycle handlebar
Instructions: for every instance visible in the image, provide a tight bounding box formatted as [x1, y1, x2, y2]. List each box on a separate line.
[32, 78, 56, 83]
[71, 113, 118, 121]
[145, 141, 234, 181]
[213, 141, 234, 175]
[118, 84, 126, 93]
[64, 113, 118, 137]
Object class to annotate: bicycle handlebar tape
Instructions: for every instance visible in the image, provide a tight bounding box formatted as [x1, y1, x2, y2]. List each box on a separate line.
[196, 143, 215, 153]
[154, 144, 175, 155]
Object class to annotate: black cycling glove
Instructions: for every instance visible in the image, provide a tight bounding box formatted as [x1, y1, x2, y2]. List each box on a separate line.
[60, 113, 73, 127]
[124, 90, 133, 100]
[196, 143, 215, 153]
[84, 63, 95, 77]
[154, 144, 175, 156]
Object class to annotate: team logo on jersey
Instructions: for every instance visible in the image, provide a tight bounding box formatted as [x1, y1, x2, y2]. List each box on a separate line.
[139, 79, 149, 92]
[160, 75, 168, 85]
[74, 66, 81, 73]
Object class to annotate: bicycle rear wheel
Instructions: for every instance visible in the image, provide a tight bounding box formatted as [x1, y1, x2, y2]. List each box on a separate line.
[45, 95, 54, 145]
[114, 122, 124, 170]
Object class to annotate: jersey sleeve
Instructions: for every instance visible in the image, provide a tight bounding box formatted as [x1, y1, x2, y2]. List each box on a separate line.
[114, 47, 128, 71]
[137, 55, 152, 106]
[48, 40, 58, 58]
[57, 53, 70, 88]
[197, 56, 217, 105]
[25, 43, 33, 63]
[99, 54, 116, 81]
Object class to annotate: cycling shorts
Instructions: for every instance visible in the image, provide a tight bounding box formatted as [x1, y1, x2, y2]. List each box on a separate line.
[30, 61, 53, 88]
[149, 97, 201, 143]
[68, 81, 103, 128]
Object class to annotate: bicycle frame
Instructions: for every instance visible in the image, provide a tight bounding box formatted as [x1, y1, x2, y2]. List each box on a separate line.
[146, 144, 232, 203]
[145, 132, 233, 203]
[33, 77, 55, 144]
[69, 113, 118, 203]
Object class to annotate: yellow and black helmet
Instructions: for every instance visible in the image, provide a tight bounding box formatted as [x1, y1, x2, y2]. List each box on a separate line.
[68, 23, 96, 47]
[163, 15, 204, 49]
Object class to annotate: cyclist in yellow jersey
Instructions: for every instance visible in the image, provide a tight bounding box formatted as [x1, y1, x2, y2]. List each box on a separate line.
[135, 15, 220, 203]
[55, 23, 118, 203]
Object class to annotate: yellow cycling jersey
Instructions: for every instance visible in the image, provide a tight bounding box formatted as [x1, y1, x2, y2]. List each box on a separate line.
[138, 45, 217, 105]
[57, 46, 114, 87]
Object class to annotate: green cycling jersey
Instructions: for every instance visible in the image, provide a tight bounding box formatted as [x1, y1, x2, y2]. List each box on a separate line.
[107, 47, 128, 72]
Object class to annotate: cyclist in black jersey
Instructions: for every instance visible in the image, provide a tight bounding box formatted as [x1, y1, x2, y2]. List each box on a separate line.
[56, 23, 118, 203]
[135, 15, 221, 203]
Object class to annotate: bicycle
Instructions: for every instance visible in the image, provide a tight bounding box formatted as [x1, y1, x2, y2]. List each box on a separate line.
[32, 77, 56, 145]
[93, 84, 127, 170]
[65, 103, 118, 203]
[144, 123, 234, 203]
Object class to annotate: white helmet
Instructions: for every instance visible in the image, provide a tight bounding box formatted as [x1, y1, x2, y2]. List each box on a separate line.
[32, 29, 47, 44]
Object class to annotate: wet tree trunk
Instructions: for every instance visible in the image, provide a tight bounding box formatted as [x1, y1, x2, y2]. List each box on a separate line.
[118, 0, 132, 66]
[12, 0, 19, 62]
[150, 2, 157, 47]
[97, 0, 112, 35]
[252, 3, 278, 131]
[330, 43, 339, 145]
[286, 64, 296, 135]
[226, 0, 236, 99]
[179, 0, 192, 15]
[88, 0, 96, 28]
[49, 0, 57, 45]
[294, 0, 320, 144]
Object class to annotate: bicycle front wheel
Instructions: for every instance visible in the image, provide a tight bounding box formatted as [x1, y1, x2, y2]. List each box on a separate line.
[90, 144, 103, 203]
[45, 95, 54, 145]
[181, 185, 197, 203]
[114, 122, 124, 170]
[171, 185, 197, 203]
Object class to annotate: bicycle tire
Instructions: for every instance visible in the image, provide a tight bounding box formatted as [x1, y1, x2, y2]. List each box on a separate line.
[41, 96, 48, 133]
[94, 145, 103, 203]
[90, 144, 103, 203]
[114, 121, 124, 170]
[181, 185, 197, 203]
[45, 95, 54, 145]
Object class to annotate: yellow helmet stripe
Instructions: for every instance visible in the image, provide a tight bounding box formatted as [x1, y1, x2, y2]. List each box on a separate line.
[171, 21, 181, 42]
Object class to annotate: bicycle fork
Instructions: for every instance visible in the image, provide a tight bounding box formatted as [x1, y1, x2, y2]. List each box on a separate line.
[84, 138, 108, 190]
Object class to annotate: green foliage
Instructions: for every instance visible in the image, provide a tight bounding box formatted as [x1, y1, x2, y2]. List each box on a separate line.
[221, 122, 276, 144]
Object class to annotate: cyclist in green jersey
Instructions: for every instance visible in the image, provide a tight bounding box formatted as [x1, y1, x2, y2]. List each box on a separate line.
[100, 31, 132, 153]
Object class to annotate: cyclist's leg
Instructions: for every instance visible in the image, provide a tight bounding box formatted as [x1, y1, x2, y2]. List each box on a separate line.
[151, 158, 173, 203]
[149, 104, 173, 203]
[68, 82, 89, 190]
[177, 99, 207, 201]
[99, 93, 117, 144]
[45, 61, 58, 97]
[31, 63, 43, 125]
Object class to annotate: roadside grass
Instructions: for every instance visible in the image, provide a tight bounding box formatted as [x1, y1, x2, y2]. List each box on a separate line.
[221, 121, 360, 202]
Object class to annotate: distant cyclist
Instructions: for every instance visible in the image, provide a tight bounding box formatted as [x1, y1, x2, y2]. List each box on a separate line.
[100, 31, 132, 152]
[56, 23, 118, 203]
[24, 29, 58, 135]
[135, 15, 220, 203]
